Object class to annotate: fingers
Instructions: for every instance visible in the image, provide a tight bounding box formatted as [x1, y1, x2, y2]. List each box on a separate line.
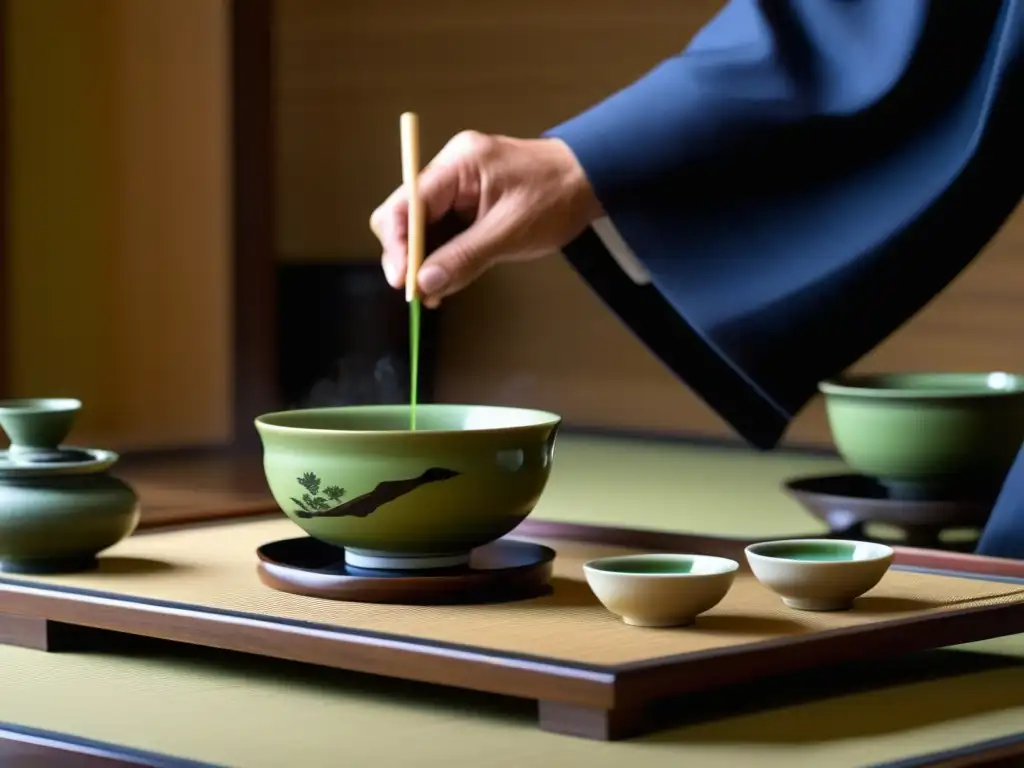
[371, 154, 465, 290]
[370, 187, 409, 288]
[416, 206, 513, 303]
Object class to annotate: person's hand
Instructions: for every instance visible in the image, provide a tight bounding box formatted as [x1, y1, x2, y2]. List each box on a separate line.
[370, 131, 603, 308]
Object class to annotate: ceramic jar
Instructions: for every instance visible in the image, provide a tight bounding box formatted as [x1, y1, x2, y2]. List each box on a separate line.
[0, 398, 140, 574]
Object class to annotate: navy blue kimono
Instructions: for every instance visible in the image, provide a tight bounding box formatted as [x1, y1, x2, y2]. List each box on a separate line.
[546, 0, 1024, 557]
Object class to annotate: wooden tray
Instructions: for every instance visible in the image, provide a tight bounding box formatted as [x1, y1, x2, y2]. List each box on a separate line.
[1, 517, 1024, 743]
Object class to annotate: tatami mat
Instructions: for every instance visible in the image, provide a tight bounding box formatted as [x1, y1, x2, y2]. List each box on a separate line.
[531, 436, 840, 537]
[1, 632, 1023, 768]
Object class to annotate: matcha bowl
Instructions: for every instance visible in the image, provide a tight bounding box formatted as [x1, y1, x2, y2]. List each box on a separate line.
[819, 372, 1024, 498]
[254, 404, 560, 571]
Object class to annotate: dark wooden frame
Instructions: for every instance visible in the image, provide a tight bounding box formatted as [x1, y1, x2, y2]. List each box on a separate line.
[229, 0, 279, 452]
[0, 0, 8, 400]
[2, 711, 1022, 768]
[0, 723, 213, 768]
[2, 519, 1024, 745]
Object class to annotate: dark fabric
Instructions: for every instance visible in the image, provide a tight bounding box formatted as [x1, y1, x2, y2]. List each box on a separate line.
[548, 0, 1024, 450]
[977, 445, 1024, 557]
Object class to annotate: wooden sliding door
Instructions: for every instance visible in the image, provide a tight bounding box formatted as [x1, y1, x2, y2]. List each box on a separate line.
[0, 0, 277, 452]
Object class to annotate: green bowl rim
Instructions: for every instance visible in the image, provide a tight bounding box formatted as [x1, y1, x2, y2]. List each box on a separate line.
[818, 372, 1024, 399]
[744, 538, 894, 564]
[583, 553, 740, 577]
[0, 397, 82, 413]
[254, 403, 562, 437]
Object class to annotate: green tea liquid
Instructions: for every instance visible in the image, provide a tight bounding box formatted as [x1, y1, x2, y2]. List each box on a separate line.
[409, 296, 421, 430]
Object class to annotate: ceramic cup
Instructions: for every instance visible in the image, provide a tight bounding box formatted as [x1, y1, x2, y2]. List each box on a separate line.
[583, 553, 739, 628]
[745, 538, 894, 612]
[819, 372, 1024, 499]
[255, 404, 560, 571]
[0, 397, 82, 459]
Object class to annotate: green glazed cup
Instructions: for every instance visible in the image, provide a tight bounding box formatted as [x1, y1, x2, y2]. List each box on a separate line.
[254, 404, 561, 570]
[0, 397, 81, 457]
[819, 372, 1024, 497]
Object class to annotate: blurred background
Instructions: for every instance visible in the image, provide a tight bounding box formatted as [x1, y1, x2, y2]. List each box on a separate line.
[1, 0, 1022, 455]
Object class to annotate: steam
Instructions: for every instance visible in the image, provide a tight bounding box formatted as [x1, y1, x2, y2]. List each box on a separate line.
[293, 351, 407, 409]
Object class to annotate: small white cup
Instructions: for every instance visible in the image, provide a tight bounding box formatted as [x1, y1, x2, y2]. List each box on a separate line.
[583, 553, 739, 628]
[745, 538, 894, 611]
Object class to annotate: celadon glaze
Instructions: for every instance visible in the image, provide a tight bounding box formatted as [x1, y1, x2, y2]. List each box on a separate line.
[0, 467, 140, 573]
[749, 541, 863, 562]
[0, 399, 140, 574]
[0, 398, 81, 455]
[254, 404, 561, 570]
[819, 372, 1024, 495]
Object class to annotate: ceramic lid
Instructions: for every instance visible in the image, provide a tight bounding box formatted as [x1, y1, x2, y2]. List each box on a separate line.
[0, 398, 118, 477]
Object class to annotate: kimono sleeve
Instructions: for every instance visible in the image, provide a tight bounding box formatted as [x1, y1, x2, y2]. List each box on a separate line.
[547, 0, 1024, 449]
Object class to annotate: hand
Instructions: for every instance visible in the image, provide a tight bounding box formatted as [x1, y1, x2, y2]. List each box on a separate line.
[370, 131, 603, 308]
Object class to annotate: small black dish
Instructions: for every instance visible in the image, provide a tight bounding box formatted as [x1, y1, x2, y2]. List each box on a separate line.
[783, 474, 994, 550]
[256, 536, 556, 605]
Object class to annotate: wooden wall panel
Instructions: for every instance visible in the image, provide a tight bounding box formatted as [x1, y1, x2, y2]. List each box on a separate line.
[275, 0, 1024, 447]
[5, 0, 232, 450]
[275, 0, 725, 260]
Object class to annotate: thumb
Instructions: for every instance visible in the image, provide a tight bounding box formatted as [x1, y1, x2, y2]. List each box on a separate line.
[373, 158, 463, 288]
[416, 210, 513, 302]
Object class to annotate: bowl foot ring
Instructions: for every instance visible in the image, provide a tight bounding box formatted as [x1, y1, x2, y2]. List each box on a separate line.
[343, 549, 471, 571]
[782, 597, 854, 612]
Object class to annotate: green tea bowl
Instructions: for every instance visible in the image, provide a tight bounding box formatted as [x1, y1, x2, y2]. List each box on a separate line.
[254, 404, 561, 571]
[819, 372, 1024, 498]
[745, 539, 894, 611]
